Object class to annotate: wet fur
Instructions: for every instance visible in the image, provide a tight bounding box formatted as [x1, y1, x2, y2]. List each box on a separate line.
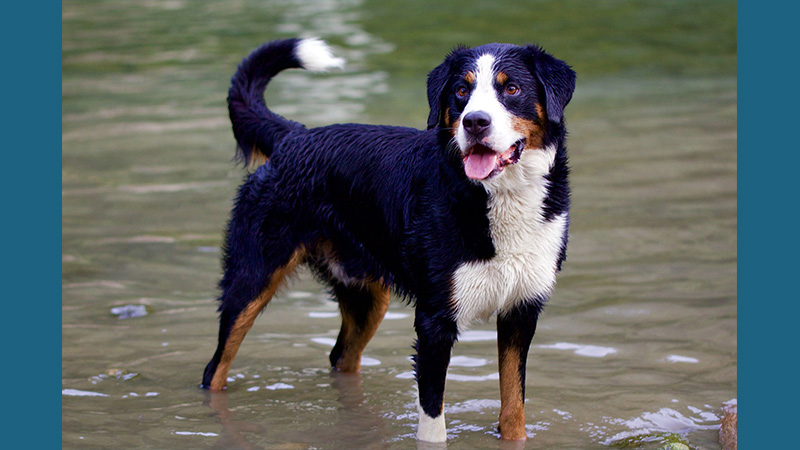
[202, 38, 575, 442]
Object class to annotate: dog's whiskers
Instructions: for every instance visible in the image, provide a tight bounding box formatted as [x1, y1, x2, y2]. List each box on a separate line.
[446, 136, 461, 156]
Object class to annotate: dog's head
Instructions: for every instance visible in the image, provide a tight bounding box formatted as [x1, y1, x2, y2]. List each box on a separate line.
[426, 44, 575, 183]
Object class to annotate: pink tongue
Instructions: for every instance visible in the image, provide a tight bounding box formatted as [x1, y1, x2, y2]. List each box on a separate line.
[464, 151, 498, 180]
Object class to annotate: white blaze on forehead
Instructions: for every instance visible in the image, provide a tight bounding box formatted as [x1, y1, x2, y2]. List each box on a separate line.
[456, 53, 522, 153]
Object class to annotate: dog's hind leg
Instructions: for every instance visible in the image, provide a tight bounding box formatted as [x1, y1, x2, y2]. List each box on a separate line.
[202, 245, 306, 391]
[496, 301, 541, 441]
[328, 281, 391, 372]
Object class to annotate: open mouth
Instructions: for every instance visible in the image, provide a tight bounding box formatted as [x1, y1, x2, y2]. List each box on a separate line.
[462, 139, 525, 180]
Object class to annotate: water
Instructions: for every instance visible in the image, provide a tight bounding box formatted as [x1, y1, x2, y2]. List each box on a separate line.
[62, 1, 736, 448]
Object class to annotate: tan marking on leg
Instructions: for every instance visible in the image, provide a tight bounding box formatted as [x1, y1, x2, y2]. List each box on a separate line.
[498, 344, 527, 440]
[209, 248, 306, 390]
[333, 281, 391, 372]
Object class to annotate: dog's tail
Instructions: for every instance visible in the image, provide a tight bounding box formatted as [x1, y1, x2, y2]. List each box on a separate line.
[227, 38, 345, 165]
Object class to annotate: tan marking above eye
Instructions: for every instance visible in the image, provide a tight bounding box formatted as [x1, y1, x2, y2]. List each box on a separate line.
[496, 71, 509, 85]
[464, 71, 475, 84]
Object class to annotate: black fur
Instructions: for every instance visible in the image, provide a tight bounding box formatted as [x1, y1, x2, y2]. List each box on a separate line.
[201, 38, 575, 441]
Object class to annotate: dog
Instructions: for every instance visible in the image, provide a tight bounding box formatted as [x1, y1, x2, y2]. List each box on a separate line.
[201, 37, 575, 442]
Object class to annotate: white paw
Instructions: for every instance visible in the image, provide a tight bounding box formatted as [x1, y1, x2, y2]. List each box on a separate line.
[416, 400, 447, 442]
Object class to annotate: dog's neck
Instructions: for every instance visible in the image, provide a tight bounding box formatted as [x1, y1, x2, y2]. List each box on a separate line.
[451, 143, 567, 329]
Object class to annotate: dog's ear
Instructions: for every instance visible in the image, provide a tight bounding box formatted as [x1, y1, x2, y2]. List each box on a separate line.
[426, 46, 468, 129]
[525, 45, 576, 124]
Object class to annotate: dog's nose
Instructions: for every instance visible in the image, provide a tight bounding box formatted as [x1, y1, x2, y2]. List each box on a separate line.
[462, 111, 492, 137]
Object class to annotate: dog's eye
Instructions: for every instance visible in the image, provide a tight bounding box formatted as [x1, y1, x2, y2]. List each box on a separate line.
[456, 86, 468, 98]
[505, 84, 520, 96]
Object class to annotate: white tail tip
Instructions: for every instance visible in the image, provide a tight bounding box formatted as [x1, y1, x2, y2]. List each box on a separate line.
[296, 38, 345, 72]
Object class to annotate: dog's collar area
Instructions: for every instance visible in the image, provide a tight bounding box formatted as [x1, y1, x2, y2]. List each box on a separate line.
[462, 139, 525, 180]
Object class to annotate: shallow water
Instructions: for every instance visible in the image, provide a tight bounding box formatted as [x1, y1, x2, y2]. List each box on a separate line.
[62, 1, 736, 449]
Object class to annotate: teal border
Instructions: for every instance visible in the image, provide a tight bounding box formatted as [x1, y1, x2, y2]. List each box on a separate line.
[738, 1, 793, 449]
[14, 0, 785, 448]
[2, 2, 62, 446]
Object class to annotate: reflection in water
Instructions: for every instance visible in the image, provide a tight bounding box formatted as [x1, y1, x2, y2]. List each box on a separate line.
[496, 438, 526, 450]
[204, 390, 261, 450]
[328, 371, 389, 448]
[417, 438, 448, 450]
[204, 371, 388, 449]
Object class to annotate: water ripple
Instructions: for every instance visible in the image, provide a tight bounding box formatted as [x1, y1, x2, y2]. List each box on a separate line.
[537, 342, 618, 358]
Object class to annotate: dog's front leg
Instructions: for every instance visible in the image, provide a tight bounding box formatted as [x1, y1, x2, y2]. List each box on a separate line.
[496, 301, 541, 440]
[413, 309, 458, 442]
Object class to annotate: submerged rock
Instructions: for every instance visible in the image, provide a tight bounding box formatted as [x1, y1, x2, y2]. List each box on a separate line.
[659, 443, 689, 450]
[110, 304, 148, 319]
[610, 432, 692, 449]
[720, 400, 737, 450]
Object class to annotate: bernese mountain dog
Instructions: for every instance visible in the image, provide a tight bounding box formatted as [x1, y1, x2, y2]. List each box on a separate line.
[201, 37, 575, 442]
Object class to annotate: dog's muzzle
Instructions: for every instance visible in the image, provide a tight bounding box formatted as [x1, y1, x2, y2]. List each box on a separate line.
[460, 111, 525, 180]
[462, 138, 525, 181]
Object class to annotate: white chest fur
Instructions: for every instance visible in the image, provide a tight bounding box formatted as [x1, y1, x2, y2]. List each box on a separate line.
[451, 145, 567, 330]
